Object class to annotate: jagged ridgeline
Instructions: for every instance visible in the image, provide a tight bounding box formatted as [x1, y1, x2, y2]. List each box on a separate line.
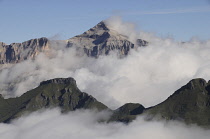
[1, 77, 210, 128]
[0, 21, 148, 64]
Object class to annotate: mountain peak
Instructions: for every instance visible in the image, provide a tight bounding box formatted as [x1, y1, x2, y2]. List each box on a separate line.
[186, 78, 207, 90]
[0, 77, 108, 123]
[91, 21, 109, 31]
[67, 20, 148, 57]
[40, 77, 76, 86]
[147, 78, 210, 126]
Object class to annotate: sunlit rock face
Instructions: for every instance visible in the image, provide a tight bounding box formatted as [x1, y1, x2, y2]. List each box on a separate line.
[0, 37, 49, 64]
[67, 21, 147, 57]
[0, 21, 148, 65]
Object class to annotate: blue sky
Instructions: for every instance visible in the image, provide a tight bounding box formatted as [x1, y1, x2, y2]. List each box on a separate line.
[0, 0, 210, 44]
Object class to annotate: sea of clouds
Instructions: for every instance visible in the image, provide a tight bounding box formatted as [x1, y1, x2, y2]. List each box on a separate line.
[1, 109, 210, 139]
[0, 17, 210, 138]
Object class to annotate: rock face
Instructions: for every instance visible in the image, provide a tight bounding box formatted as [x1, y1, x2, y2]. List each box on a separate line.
[0, 21, 148, 64]
[146, 78, 210, 127]
[0, 77, 108, 123]
[67, 21, 147, 57]
[0, 37, 49, 64]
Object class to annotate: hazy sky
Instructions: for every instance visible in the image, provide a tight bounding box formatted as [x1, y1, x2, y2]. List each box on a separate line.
[0, 0, 210, 44]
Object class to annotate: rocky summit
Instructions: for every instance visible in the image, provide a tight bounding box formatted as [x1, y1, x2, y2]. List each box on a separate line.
[67, 21, 148, 57]
[0, 21, 148, 64]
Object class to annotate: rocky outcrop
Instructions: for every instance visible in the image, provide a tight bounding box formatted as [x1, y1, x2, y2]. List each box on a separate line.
[0, 37, 49, 64]
[67, 21, 148, 57]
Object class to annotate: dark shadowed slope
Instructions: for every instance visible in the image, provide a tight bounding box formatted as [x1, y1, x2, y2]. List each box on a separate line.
[146, 78, 210, 127]
[109, 103, 145, 123]
[0, 77, 108, 123]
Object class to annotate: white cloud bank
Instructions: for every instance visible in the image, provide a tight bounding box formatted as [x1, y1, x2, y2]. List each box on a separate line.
[1, 29, 210, 108]
[0, 109, 210, 139]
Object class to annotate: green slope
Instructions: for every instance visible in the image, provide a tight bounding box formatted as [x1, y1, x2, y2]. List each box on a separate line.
[0, 78, 108, 123]
[146, 78, 210, 127]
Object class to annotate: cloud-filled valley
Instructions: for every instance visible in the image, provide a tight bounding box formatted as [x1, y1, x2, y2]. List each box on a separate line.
[1, 109, 210, 139]
[1, 18, 210, 138]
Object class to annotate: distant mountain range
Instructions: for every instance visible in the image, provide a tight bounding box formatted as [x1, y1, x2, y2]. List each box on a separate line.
[0, 21, 147, 64]
[1, 77, 210, 128]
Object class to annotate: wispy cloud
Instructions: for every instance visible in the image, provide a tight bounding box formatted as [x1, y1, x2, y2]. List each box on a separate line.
[123, 6, 210, 15]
